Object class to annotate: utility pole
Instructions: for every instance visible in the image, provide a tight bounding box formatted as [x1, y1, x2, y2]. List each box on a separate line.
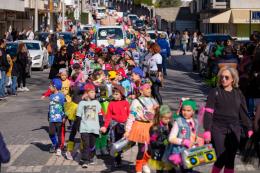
[62, 0, 65, 32]
[50, 0, 54, 32]
[34, 0, 39, 32]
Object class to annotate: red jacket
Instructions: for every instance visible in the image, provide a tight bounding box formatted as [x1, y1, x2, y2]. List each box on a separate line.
[104, 100, 130, 128]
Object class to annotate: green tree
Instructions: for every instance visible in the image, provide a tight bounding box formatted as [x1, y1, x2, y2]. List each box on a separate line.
[156, 0, 182, 7]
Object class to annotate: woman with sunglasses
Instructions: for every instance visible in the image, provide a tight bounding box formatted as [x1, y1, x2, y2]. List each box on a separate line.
[49, 45, 68, 79]
[203, 66, 253, 173]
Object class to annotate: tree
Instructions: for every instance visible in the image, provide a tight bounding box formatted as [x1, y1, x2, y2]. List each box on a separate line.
[155, 0, 182, 7]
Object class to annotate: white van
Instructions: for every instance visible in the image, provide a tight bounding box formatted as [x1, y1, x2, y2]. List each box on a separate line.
[96, 7, 106, 19]
[147, 30, 170, 45]
[96, 26, 125, 47]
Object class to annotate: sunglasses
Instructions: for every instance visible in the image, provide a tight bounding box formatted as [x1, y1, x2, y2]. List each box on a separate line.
[220, 75, 230, 81]
[62, 49, 67, 51]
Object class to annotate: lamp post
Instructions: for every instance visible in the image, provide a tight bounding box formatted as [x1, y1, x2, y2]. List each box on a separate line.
[34, 0, 39, 32]
[62, 0, 65, 32]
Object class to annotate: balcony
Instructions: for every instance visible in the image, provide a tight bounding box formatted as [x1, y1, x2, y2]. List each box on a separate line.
[210, 0, 229, 9]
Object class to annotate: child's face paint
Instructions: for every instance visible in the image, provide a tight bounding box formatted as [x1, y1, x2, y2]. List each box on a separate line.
[60, 73, 67, 81]
[87, 90, 96, 99]
[181, 106, 194, 119]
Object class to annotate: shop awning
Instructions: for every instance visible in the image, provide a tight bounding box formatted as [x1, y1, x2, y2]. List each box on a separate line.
[231, 9, 260, 24]
[203, 10, 231, 23]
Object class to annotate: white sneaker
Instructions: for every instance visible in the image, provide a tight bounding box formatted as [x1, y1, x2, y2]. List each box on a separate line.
[23, 87, 30, 92]
[143, 164, 151, 173]
[65, 151, 73, 160]
[17, 87, 23, 92]
[56, 149, 62, 156]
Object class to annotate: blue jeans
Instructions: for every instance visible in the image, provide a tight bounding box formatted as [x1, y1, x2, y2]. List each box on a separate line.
[162, 56, 168, 75]
[182, 44, 187, 54]
[48, 55, 54, 66]
[0, 71, 6, 97]
[11, 76, 17, 94]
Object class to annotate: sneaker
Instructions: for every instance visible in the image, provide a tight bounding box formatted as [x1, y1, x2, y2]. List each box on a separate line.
[56, 149, 62, 156]
[23, 87, 30, 92]
[17, 87, 23, 92]
[65, 151, 73, 160]
[101, 148, 109, 155]
[89, 157, 96, 165]
[81, 162, 88, 168]
[49, 145, 56, 153]
[143, 164, 151, 173]
[96, 149, 101, 156]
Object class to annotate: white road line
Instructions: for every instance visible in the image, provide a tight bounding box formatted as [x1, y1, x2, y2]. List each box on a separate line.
[5, 145, 29, 166]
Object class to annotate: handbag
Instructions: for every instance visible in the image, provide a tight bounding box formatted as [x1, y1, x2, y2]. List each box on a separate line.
[137, 98, 155, 120]
[181, 144, 217, 169]
[110, 138, 135, 157]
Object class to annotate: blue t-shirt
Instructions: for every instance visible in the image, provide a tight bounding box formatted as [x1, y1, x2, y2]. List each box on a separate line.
[49, 92, 65, 123]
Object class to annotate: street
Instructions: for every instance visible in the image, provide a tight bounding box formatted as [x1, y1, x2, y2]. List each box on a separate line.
[0, 51, 259, 173]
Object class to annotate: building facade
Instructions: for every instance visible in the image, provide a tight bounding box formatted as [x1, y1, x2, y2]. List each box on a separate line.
[191, 0, 260, 39]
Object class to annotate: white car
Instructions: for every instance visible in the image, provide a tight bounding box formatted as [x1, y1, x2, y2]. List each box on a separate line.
[96, 7, 107, 20]
[96, 26, 126, 47]
[147, 30, 170, 45]
[127, 14, 139, 25]
[21, 40, 48, 71]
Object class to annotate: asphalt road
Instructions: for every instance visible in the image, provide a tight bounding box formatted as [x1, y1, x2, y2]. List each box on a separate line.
[0, 51, 259, 173]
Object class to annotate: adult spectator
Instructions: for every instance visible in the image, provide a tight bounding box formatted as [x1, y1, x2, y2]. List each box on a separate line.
[0, 132, 10, 169]
[203, 66, 252, 173]
[146, 43, 163, 105]
[181, 31, 189, 55]
[67, 36, 79, 75]
[16, 43, 29, 92]
[156, 33, 170, 76]
[46, 34, 58, 67]
[26, 27, 34, 40]
[0, 39, 10, 100]
[49, 45, 68, 79]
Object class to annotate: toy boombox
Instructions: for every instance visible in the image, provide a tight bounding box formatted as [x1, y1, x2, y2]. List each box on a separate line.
[181, 144, 217, 169]
[110, 138, 135, 157]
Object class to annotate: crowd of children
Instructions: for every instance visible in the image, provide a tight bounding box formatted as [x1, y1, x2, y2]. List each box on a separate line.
[40, 33, 257, 173]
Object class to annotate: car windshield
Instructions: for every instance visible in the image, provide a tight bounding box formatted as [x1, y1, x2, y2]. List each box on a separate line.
[98, 28, 123, 40]
[6, 43, 18, 56]
[25, 43, 40, 50]
[129, 16, 138, 21]
[203, 35, 232, 43]
[135, 20, 144, 26]
[98, 9, 106, 13]
[148, 33, 157, 40]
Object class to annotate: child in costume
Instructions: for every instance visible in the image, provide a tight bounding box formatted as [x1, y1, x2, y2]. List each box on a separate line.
[116, 68, 132, 98]
[77, 83, 103, 168]
[148, 105, 175, 173]
[124, 83, 159, 173]
[168, 100, 204, 172]
[47, 78, 65, 156]
[100, 84, 130, 167]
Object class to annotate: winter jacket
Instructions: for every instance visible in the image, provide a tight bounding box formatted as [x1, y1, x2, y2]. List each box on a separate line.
[0, 132, 10, 168]
[49, 53, 67, 79]
[0, 48, 10, 72]
[16, 52, 28, 72]
[12, 61, 19, 77]
[156, 38, 170, 58]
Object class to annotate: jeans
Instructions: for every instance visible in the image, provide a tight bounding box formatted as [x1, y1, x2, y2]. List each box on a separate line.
[162, 56, 168, 75]
[11, 76, 17, 94]
[48, 55, 54, 66]
[18, 70, 26, 88]
[182, 44, 187, 54]
[81, 133, 97, 161]
[0, 71, 6, 97]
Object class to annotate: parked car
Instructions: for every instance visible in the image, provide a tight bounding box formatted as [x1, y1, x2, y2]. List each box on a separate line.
[133, 20, 145, 31]
[202, 34, 233, 43]
[21, 40, 48, 71]
[96, 7, 107, 20]
[127, 14, 139, 25]
[6, 42, 32, 77]
[96, 26, 125, 47]
[81, 24, 94, 31]
[57, 32, 73, 45]
[35, 32, 49, 44]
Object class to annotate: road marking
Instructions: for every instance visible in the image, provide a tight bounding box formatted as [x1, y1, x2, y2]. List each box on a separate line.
[5, 145, 29, 166]
[6, 166, 43, 172]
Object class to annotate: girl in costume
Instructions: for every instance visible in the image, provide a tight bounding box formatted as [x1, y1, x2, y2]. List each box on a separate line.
[168, 100, 204, 173]
[148, 105, 175, 173]
[124, 83, 159, 173]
